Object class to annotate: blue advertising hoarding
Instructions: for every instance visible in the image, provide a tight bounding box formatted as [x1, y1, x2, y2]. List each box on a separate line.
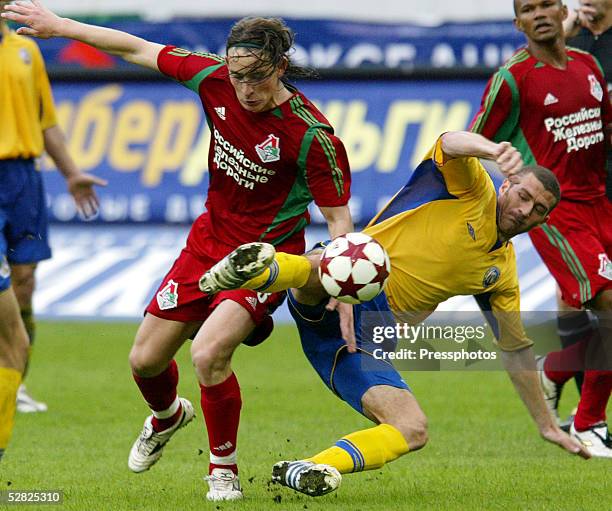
[41, 79, 490, 225]
[36, 19, 524, 69]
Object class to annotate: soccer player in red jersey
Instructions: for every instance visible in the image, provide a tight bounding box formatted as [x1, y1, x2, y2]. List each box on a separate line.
[543, 0, 612, 429]
[471, 0, 612, 457]
[1, 1, 353, 497]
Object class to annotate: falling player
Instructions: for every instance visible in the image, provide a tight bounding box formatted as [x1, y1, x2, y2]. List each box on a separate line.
[200, 130, 590, 496]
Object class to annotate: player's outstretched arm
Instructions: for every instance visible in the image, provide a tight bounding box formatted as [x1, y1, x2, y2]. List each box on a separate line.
[1, 1, 163, 71]
[440, 131, 523, 176]
[501, 347, 591, 459]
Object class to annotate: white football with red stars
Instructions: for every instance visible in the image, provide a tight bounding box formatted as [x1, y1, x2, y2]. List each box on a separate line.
[318, 233, 391, 304]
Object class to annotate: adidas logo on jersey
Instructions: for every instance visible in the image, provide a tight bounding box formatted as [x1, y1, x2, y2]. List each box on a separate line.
[245, 296, 258, 309]
[215, 107, 226, 120]
[544, 93, 559, 106]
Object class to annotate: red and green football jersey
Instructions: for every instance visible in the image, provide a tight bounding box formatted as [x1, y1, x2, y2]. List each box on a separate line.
[157, 46, 351, 257]
[471, 47, 611, 201]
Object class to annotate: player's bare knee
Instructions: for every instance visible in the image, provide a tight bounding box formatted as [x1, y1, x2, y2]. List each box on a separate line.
[128, 348, 145, 375]
[395, 414, 428, 451]
[190, 340, 233, 378]
[128, 346, 166, 377]
[362, 386, 428, 451]
[377, 403, 428, 451]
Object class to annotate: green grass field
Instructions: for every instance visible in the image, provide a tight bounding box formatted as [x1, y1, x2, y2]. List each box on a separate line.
[2, 322, 609, 510]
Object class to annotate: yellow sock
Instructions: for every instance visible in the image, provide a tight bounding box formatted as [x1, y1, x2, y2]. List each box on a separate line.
[308, 424, 409, 474]
[0, 367, 22, 461]
[242, 252, 312, 292]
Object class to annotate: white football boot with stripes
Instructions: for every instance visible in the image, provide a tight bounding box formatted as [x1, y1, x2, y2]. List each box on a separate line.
[198, 242, 276, 294]
[205, 468, 243, 501]
[272, 460, 341, 497]
[128, 397, 195, 472]
[570, 422, 612, 458]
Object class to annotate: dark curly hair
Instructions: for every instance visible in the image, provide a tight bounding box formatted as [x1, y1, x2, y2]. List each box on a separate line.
[226, 17, 315, 82]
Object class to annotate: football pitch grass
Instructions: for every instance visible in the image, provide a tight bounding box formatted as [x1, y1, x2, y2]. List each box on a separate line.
[3, 322, 609, 510]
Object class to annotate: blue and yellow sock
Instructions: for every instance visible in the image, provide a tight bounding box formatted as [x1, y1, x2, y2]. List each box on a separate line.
[242, 252, 312, 293]
[0, 367, 22, 461]
[307, 424, 409, 474]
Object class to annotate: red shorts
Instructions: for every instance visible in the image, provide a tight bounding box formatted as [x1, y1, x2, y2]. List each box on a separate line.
[529, 197, 612, 308]
[145, 247, 285, 335]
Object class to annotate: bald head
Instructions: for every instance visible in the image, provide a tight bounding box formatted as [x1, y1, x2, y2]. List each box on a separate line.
[513, 0, 563, 15]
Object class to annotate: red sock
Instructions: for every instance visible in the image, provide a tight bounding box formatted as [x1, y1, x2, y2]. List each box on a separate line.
[200, 372, 241, 475]
[543, 337, 589, 384]
[573, 370, 612, 431]
[133, 360, 183, 431]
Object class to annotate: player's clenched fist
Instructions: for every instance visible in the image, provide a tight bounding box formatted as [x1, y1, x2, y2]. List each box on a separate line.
[1, 0, 62, 39]
[494, 141, 523, 176]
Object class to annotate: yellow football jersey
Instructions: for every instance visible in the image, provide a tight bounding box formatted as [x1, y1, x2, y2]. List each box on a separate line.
[364, 137, 531, 351]
[0, 27, 57, 159]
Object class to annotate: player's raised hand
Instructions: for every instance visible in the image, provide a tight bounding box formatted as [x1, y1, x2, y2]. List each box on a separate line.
[1, 0, 64, 39]
[494, 141, 523, 176]
[326, 299, 356, 352]
[67, 173, 108, 220]
[541, 426, 592, 460]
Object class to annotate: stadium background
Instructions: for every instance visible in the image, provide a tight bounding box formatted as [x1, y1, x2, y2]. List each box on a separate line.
[35, 0, 586, 321]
